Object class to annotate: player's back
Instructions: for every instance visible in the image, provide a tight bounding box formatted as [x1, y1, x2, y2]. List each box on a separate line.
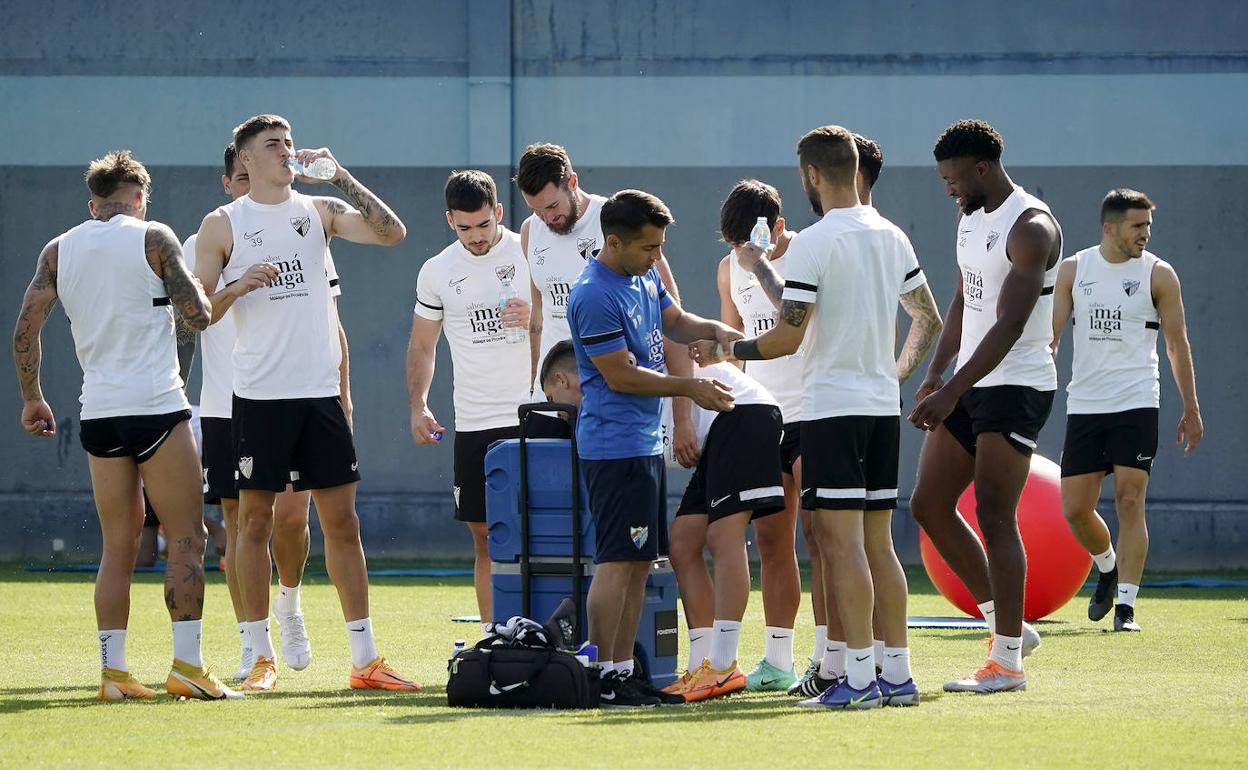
[785, 205, 923, 418]
[56, 215, 187, 418]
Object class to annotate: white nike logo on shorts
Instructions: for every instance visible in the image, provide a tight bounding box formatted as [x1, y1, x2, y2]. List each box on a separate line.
[711, 495, 732, 507]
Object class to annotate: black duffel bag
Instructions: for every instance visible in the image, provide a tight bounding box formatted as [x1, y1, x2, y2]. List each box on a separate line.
[446, 637, 599, 709]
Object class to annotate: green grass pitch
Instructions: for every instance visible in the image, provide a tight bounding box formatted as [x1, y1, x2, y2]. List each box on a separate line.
[0, 564, 1244, 768]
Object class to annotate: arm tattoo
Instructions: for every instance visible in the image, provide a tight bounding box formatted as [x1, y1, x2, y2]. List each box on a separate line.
[332, 174, 403, 240]
[780, 299, 810, 328]
[12, 245, 59, 400]
[897, 285, 943, 385]
[147, 224, 210, 332]
[731, 338, 765, 361]
[751, 258, 785, 308]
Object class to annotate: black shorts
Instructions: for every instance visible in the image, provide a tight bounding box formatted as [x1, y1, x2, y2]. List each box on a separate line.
[453, 415, 569, 523]
[232, 395, 358, 493]
[1061, 408, 1159, 477]
[943, 385, 1055, 457]
[79, 410, 191, 464]
[200, 416, 237, 504]
[583, 454, 668, 563]
[800, 415, 899, 511]
[676, 404, 785, 523]
[779, 421, 802, 475]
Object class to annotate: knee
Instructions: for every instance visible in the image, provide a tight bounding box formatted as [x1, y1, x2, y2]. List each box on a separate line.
[908, 493, 938, 529]
[668, 536, 703, 570]
[320, 510, 361, 542]
[756, 521, 794, 560]
[272, 506, 307, 535]
[239, 509, 274, 542]
[1115, 488, 1146, 517]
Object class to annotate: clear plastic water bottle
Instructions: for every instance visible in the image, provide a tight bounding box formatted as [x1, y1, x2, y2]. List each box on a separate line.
[498, 279, 527, 344]
[286, 157, 337, 180]
[749, 216, 771, 250]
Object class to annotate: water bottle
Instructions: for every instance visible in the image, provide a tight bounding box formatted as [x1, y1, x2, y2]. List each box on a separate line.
[497, 279, 527, 344]
[749, 216, 771, 250]
[451, 639, 466, 661]
[286, 157, 337, 180]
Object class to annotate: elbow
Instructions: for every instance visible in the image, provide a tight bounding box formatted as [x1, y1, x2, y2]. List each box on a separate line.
[385, 221, 408, 246]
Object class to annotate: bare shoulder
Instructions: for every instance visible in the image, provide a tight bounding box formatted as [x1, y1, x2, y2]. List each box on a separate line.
[1152, 258, 1181, 292]
[1012, 208, 1060, 241]
[144, 221, 180, 251]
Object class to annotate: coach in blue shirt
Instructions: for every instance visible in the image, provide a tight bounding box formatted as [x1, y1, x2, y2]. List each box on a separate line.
[567, 189, 738, 706]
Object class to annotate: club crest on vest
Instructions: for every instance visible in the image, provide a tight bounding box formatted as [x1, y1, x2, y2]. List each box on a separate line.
[986, 230, 1001, 251]
[290, 216, 311, 237]
[577, 237, 599, 261]
[1122, 279, 1141, 297]
[495, 264, 516, 282]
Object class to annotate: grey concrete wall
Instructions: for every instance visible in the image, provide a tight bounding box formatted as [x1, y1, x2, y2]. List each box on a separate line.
[1, 0, 1244, 565]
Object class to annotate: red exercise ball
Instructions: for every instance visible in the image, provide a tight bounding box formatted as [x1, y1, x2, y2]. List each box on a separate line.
[919, 454, 1091, 622]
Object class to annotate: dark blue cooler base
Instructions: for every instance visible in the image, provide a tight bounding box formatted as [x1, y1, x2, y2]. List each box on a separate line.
[492, 559, 679, 687]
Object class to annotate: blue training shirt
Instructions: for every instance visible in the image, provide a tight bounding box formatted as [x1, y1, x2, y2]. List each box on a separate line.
[567, 258, 674, 460]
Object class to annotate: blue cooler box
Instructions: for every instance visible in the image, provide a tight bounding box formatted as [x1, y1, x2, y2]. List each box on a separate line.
[485, 439, 594, 563]
[492, 559, 680, 687]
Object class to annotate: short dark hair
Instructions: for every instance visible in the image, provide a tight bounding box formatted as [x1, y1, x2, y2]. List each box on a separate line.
[933, 119, 1004, 163]
[232, 114, 291, 151]
[853, 133, 884, 190]
[444, 170, 498, 213]
[797, 125, 858, 187]
[1101, 188, 1156, 224]
[223, 143, 239, 178]
[719, 180, 781, 244]
[514, 143, 573, 196]
[84, 150, 151, 199]
[600, 190, 674, 243]
[539, 339, 577, 388]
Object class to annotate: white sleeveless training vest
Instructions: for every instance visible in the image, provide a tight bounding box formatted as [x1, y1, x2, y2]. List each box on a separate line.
[526, 193, 606, 371]
[728, 252, 803, 423]
[219, 191, 340, 400]
[56, 215, 189, 419]
[955, 187, 1061, 390]
[1066, 247, 1162, 414]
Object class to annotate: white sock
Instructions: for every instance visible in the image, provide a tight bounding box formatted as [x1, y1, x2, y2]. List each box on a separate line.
[172, 620, 203, 668]
[616, 659, 635, 678]
[977, 600, 997, 634]
[1092, 546, 1116, 573]
[345, 617, 379, 668]
[481, 621, 494, 635]
[881, 646, 912, 685]
[245, 619, 276, 660]
[710, 620, 742, 671]
[99, 629, 127, 671]
[237, 622, 251, 658]
[989, 633, 1023, 671]
[873, 639, 885, 667]
[812, 624, 828, 664]
[688, 626, 712, 670]
[1118, 583, 1140, 608]
[819, 639, 846, 680]
[845, 646, 875, 690]
[273, 582, 302, 617]
[764, 626, 794, 671]
[599, 660, 615, 677]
